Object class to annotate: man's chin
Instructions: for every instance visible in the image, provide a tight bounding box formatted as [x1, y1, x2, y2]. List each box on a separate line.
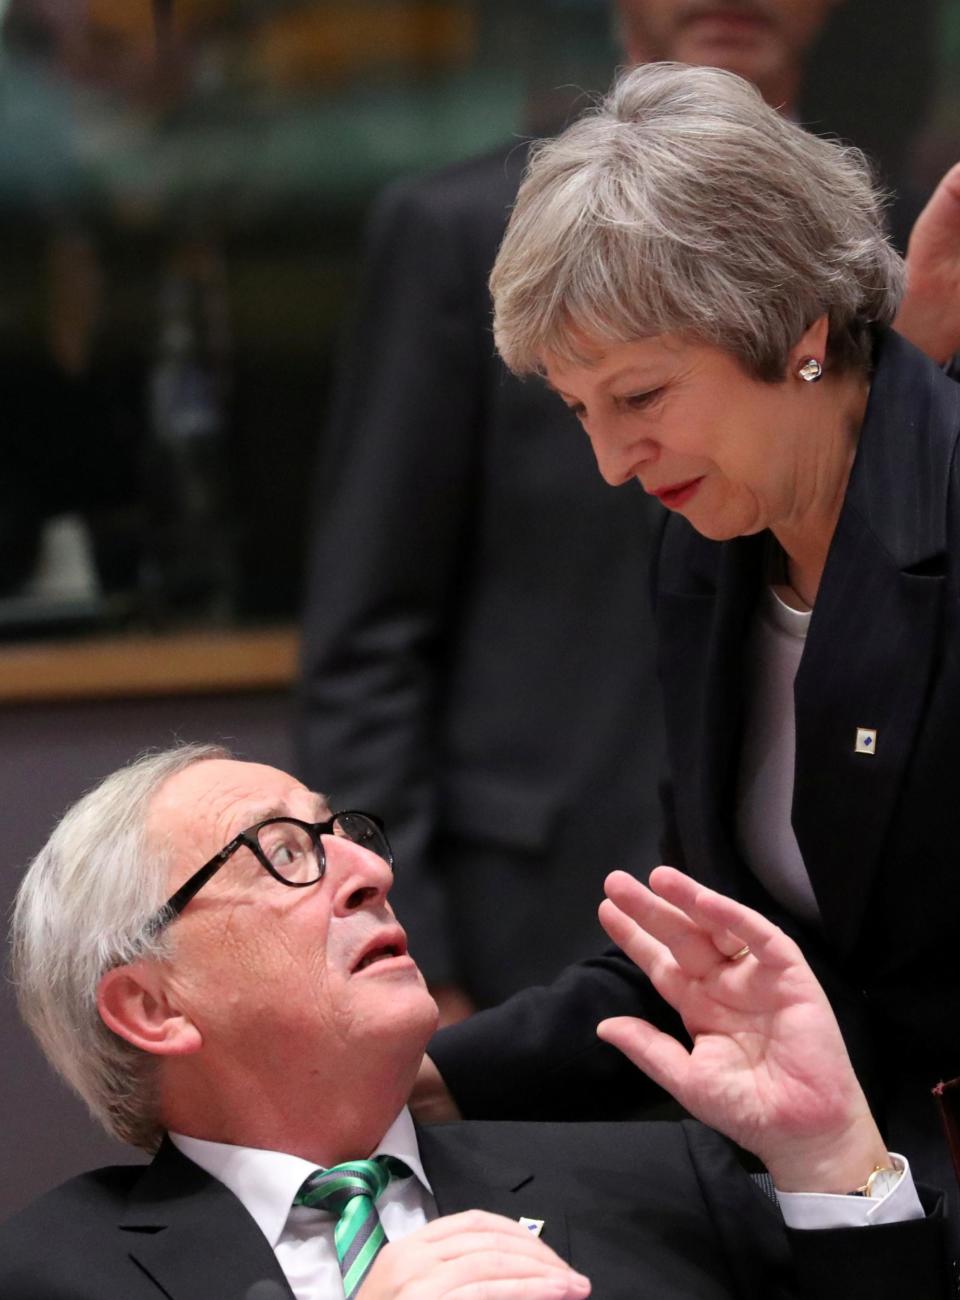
[677, 30, 780, 80]
[412, 988, 442, 1051]
[367, 980, 440, 1041]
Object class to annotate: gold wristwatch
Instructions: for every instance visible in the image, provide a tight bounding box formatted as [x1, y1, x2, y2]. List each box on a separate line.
[848, 1159, 902, 1198]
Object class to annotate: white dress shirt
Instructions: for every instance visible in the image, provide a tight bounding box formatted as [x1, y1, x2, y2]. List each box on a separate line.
[171, 1108, 436, 1300]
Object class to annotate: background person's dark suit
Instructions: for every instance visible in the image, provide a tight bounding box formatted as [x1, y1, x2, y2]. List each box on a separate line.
[0, 1119, 948, 1299]
[430, 331, 960, 1205]
[295, 144, 665, 1006]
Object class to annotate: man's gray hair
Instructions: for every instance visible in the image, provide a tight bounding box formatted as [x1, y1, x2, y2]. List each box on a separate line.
[11, 743, 228, 1151]
[491, 62, 905, 380]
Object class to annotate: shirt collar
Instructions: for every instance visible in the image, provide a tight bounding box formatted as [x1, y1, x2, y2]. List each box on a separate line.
[169, 1107, 431, 1248]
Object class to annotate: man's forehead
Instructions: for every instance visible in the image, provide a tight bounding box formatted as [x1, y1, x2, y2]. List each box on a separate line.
[149, 759, 328, 841]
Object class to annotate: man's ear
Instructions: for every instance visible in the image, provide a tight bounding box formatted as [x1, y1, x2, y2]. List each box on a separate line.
[97, 963, 203, 1057]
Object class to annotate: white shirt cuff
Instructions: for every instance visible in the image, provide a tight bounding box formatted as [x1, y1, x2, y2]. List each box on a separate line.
[776, 1154, 925, 1229]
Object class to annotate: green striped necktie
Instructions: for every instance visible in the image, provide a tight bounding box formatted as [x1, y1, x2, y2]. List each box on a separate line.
[294, 1156, 411, 1298]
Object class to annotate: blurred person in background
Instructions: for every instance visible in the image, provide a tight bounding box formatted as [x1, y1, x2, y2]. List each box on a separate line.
[296, 0, 960, 1025]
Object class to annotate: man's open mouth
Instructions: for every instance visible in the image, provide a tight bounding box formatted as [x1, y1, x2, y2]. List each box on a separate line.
[354, 945, 401, 972]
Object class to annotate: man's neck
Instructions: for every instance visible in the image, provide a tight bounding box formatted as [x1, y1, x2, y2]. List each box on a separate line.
[161, 1054, 421, 1167]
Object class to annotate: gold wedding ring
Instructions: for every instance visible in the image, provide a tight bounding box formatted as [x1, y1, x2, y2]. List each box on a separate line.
[728, 944, 751, 962]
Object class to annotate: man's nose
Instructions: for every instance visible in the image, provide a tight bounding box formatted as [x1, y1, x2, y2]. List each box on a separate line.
[324, 835, 395, 913]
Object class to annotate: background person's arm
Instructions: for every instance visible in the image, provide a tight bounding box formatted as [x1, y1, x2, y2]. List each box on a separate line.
[420, 944, 684, 1121]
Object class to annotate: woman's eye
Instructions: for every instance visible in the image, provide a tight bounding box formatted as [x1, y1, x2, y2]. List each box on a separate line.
[624, 389, 661, 411]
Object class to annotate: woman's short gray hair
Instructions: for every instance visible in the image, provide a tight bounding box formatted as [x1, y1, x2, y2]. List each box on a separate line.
[10, 743, 228, 1151]
[491, 62, 905, 380]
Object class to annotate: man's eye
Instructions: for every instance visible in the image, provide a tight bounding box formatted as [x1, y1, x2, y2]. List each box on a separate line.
[257, 825, 314, 874]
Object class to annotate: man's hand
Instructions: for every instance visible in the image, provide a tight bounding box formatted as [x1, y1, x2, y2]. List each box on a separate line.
[597, 867, 889, 1193]
[894, 161, 960, 364]
[358, 1210, 591, 1299]
[409, 1054, 463, 1124]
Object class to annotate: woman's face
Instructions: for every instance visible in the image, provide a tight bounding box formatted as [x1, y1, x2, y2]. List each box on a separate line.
[543, 332, 822, 542]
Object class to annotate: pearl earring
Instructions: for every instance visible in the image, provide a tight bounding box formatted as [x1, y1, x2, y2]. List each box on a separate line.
[797, 357, 823, 383]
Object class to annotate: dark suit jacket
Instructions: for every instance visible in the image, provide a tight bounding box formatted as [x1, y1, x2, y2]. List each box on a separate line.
[295, 145, 665, 1005]
[431, 331, 960, 1196]
[0, 1120, 948, 1299]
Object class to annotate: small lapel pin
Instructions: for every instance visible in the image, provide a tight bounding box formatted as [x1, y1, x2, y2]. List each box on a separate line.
[854, 727, 877, 755]
[519, 1217, 545, 1237]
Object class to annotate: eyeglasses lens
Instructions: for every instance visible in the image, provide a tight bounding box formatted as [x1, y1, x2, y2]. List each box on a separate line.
[333, 813, 391, 864]
[254, 820, 322, 884]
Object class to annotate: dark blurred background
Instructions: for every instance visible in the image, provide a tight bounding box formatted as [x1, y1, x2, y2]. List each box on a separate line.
[0, 0, 954, 628]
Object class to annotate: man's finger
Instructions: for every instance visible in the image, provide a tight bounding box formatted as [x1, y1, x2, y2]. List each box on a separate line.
[597, 1014, 691, 1101]
[648, 867, 799, 972]
[450, 1279, 591, 1299]
[435, 1247, 591, 1297]
[603, 870, 725, 976]
[609, 872, 745, 959]
[598, 898, 693, 1009]
[416, 1210, 569, 1252]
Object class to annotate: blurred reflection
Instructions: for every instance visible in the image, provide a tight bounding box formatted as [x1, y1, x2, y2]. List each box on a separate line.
[0, 0, 508, 631]
[0, 1, 954, 635]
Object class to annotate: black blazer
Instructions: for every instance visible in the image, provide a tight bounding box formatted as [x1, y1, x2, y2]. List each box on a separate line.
[0, 1120, 948, 1299]
[295, 145, 665, 1004]
[431, 331, 960, 1193]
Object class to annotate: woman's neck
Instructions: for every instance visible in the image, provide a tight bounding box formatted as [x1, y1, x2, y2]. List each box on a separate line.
[772, 369, 871, 607]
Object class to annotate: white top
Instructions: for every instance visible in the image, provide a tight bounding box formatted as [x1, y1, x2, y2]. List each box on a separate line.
[171, 1108, 435, 1300]
[171, 1110, 923, 1298]
[736, 584, 821, 924]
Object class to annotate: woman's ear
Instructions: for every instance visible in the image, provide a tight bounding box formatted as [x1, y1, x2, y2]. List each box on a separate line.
[97, 963, 202, 1057]
[789, 314, 830, 376]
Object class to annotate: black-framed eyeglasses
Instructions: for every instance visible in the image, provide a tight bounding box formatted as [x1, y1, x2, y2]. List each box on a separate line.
[144, 811, 392, 937]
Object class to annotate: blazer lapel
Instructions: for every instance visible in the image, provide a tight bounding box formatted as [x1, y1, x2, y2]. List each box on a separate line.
[793, 331, 958, 953]
[657, 525, 765, 893]
[416, 1124, 570, 1265]
[119, 1140, 295, 1300]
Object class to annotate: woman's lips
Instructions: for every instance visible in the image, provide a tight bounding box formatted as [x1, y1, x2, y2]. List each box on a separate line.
[653, 477, 704, 510]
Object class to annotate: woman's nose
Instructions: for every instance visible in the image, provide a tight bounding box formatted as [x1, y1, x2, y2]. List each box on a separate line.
[587, 421, 657, 487]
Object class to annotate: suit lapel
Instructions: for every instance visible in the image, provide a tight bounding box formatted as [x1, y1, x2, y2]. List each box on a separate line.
[657, 525, 764, 894]
[793, 331, 958, 952]
[118, 1139, 295, 1300]
[699, 537, 766, 884]
[416, 1124, 570, 1265]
